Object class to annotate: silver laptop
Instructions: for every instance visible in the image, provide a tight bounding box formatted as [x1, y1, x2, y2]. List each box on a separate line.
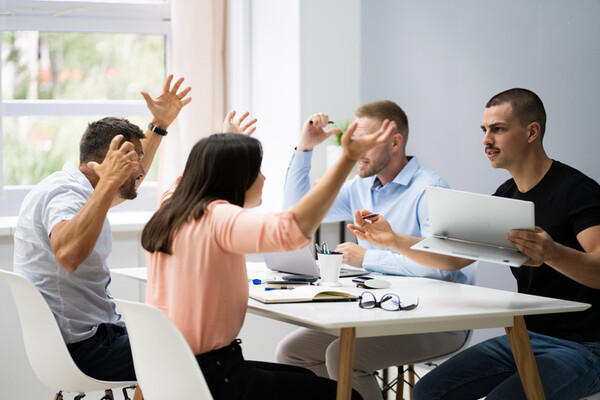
[263, 246, 369, 278]
[411, 186, 535, 267]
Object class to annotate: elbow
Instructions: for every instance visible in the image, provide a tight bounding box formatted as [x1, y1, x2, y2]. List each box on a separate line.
[54, 251, 82, 273]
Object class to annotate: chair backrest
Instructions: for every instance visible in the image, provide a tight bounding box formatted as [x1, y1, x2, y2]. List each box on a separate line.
[114, 299, 214, 400]
[0, 269, 134, 393]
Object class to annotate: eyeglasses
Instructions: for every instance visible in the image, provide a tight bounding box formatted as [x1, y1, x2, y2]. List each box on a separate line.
[358, 291, 419, 311]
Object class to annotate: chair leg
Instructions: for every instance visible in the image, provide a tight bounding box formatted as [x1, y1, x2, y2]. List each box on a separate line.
[396, 366, 404, 400]
[53, 391, 63, 400]
[407, 364, 415, 399]
[132, 385, 144, 400]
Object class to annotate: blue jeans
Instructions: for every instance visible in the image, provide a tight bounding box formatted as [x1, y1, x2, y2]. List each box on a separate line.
[413, 331, 600, 400]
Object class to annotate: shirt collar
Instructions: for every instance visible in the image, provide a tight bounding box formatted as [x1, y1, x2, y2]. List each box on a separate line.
[62, 161, 94, 191]
[371, 156, 419, 190]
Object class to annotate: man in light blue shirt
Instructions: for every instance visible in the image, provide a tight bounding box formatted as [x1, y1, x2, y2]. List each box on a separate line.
[277, 101, 476, 399]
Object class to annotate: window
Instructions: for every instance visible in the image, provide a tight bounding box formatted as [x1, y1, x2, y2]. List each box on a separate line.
[0, 0, 170, 215]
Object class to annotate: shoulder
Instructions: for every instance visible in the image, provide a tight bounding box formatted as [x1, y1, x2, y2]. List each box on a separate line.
[411, 161, 450, 189]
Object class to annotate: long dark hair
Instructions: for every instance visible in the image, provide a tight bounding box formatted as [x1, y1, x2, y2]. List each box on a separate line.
[142, 133, 263, 254]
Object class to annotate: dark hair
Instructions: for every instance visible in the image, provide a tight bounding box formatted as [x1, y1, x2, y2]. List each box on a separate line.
[79, 117, 145, 164]
[355, 100, 409, 142]
[486, 88, 547, 138]
[142, 133, 263, 255]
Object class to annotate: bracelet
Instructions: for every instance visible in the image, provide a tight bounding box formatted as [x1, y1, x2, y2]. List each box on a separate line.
[148, 123, 168, 136]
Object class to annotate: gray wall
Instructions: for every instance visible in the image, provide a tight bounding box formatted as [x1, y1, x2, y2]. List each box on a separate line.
[359, 0, 600, 344]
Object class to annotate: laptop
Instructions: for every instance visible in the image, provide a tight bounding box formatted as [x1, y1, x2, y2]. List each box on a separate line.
[262, 246, 369, 278]
[410, 186, 535, 267]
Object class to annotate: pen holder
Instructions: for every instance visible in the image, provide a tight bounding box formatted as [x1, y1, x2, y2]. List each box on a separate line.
[317, 252, 343, 287]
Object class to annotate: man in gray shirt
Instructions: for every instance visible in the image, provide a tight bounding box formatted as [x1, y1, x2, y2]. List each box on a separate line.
[13, 75, 191, 381]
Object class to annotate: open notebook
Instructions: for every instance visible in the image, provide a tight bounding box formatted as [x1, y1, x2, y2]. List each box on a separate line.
[249, 284, 360, 304]
[411, 187, 535, 267]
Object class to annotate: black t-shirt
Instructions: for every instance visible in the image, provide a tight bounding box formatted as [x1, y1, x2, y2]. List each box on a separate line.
[494, 160, 600, 343]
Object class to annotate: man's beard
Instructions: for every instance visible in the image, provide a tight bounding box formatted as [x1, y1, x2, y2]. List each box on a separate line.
[118, 177, 138, 200]
[358, 151, 390, 178]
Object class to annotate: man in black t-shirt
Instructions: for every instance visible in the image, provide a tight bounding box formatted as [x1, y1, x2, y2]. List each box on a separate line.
[348, 88, 600, 399]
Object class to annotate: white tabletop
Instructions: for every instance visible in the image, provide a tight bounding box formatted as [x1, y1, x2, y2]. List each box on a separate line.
[112, 263, 589, 338]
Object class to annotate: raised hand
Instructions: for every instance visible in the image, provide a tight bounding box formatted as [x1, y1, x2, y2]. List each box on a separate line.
[140, 74, 192, 129]
[87, 135, 139, 189]
[347, 210, 397, 249]
[222, 110, 257, 135]
[341, 119, 396, 161]
[296, 113, 341, 151]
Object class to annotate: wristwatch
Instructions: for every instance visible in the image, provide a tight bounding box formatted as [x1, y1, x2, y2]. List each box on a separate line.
[148, 123, 168, 136]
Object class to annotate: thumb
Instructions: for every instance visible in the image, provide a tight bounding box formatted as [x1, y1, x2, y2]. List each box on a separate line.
[140, 91, 153, 107]
[324, 127, 342, 137]
[87, 161, 100, 171]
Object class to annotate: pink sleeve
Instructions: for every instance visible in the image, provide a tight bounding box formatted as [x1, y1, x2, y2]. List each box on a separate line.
[208, 202, 311, 254]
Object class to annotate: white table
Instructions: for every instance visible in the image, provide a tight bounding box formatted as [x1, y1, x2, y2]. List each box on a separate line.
[112, 264, 590, 400]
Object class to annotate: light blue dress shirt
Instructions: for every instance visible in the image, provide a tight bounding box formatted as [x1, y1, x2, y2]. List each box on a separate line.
[283, 151, 475, 284]
[13, 162, 123, 344]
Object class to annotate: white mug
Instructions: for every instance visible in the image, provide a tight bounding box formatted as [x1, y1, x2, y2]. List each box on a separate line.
[317, 252, 343, 287]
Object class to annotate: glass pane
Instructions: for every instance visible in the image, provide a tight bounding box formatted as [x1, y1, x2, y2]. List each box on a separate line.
[3, 116, 158, 185]
[2, 31, 166, 100]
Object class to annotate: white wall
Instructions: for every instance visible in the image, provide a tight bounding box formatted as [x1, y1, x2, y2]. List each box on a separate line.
[359, 0, 600, 344]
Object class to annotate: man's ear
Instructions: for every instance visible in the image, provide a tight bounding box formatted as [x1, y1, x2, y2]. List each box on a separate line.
[391, 133, 403, 150]
[527, 122, 542, 143]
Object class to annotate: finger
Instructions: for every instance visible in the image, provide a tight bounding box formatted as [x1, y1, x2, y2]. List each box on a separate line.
[109, 135, 124, 151]
[171, 77, 184, 94]
[245, 126, 257, 136]
[177, 86, 192, 99]
[225, 110, 236, 124]
[373, 120, 396, 145]
[163, 74, 174, 93]
[241, 118, 258, 131]
[87, 161, 99, 171]
[340, 121, 358, 145]
[323, 127, 342, 138]
[140, 91, 153, 107]
[118, 140, 135, 153]
[181, 97, 192, 107]
[237, 111, 250, 124]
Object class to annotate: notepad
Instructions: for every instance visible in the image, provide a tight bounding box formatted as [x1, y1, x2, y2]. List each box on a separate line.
[249, 284, 360, 304]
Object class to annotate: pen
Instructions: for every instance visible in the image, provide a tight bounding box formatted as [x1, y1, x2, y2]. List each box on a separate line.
[361, 213, 379, 220]
[309, 120, 334, 125]
[265, 286, 296, 291]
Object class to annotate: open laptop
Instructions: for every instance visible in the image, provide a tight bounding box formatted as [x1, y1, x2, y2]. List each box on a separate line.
[410, 186, 535, 267]
[263, 246, 369, 278]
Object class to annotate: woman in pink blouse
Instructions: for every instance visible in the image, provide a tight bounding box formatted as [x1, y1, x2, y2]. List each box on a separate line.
[141, 114, 395, 400]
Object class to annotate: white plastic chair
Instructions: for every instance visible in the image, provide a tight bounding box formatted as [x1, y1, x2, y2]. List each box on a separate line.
[113, 299, 214, 400]
[0, 269, 137, 400]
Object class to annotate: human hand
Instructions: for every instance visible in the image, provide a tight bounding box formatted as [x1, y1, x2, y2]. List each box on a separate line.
[87, 135, 139, 189]
[296, 113, 341, 151]
[140, 74, 192, 130]
[333, 242, 367, 267]
[222, 110, 257, 135]
[347, 210, 396, 249]
[508, 227, 556, 266]
[341, 119, 396, 161]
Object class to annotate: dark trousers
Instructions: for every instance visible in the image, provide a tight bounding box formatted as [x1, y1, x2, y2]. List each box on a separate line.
[67, 323, 136, 382]
[196, 339, 363, 400]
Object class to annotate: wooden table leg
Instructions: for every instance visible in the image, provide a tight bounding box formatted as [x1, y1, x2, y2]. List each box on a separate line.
[337, 327, 356, 400]
[505, 316, 546, 400]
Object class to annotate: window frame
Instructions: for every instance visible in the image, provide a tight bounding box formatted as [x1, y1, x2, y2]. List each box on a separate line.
[0, 0, 171, 215]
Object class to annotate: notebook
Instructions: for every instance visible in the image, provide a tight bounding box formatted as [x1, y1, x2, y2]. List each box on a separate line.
[410, 186, 535, 267]
[249, 284, 360, 304]
[262, 246, 369, 278]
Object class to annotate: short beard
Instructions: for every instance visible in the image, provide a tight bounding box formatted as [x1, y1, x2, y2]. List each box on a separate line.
[358, 151, 390, 178]
[118, 178, 138, 200]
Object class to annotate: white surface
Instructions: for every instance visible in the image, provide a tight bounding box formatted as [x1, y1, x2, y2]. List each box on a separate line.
[114, 263, 589, 340]
[114, 299, 213, 400]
